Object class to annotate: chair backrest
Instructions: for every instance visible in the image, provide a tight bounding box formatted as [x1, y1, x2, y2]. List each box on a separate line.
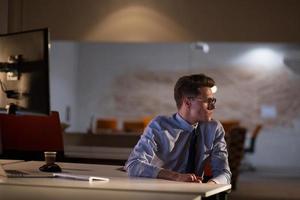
[245, 124, 263, 153]
[203, 126, 246, 190]
[226, 126, 247, 190]
[221, 120, 240, 134]
[0, 111, 64, 161]
[123, 120, 145, 133]
[96, 118, 118, 133]
[252, 124, 263, 138]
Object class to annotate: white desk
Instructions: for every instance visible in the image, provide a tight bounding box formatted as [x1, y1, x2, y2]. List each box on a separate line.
[0, 161, 231, 200]
[0, 159, 24, 165]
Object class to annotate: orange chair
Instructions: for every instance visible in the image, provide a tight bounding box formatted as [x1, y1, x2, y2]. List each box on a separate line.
[0, 111, 64, 161]
[95, 118, 118, 133]
[242, 124, 263, 171]
[221, 120, 240, 134]
[142, 116, 153, 127]
[244, 124, 263, 154]
[123, 121, 145, 133]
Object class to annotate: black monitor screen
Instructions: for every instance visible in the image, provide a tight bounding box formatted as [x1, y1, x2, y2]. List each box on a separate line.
[0, 28, 50, 115]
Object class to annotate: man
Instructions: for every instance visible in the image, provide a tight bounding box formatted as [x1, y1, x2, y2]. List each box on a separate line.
[125, 74, 231, 184]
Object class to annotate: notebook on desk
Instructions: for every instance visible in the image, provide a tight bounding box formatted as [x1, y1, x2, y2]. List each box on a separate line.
[0, 164, 109, 182]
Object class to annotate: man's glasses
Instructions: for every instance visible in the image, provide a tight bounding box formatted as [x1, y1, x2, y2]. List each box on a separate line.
[189, 97, 217, 105]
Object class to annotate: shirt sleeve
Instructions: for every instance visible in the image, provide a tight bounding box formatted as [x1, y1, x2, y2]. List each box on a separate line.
[124, 124, 162, 178]
[210, 122, 232, 184]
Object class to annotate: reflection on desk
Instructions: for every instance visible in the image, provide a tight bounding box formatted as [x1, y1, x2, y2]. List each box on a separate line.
[0, 160, 231, 200]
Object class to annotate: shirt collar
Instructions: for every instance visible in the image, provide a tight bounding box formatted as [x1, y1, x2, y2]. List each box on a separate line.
[175, 113, 197, 133]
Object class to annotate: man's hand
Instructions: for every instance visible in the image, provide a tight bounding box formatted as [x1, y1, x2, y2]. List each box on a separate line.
[207, 180, 217, 184]
[175, 173, 202, 182]
[157, 169, 202, 183]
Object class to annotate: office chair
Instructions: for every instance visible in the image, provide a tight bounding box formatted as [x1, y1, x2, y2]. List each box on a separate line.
[95, 118, 118, 133]
[0, 111, 64, 161]
[203, 126, 247, 190]
[226, 126, 247, 190]
[123, 120, 145, 133]
[221, 120, 240, 134]
[241, 124, 263, 171]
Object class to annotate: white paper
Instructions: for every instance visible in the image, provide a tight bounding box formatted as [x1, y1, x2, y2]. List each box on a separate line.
[53, 173, 109, 182]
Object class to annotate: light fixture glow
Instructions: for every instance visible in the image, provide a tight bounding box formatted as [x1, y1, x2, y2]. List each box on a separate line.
[233, 47, 284, 70]
[211, 85, 217, 94]
[247, 48, 281, 65]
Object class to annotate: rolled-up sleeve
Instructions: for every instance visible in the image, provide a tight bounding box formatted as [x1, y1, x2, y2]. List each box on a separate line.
[125, 126, 162, 178]
[210, 123, 232, 184]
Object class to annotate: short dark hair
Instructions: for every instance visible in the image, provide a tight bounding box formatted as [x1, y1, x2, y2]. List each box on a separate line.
[174, 74, 215, 109]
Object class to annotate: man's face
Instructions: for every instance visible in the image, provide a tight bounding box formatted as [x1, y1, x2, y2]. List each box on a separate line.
[188, 87, 216, 122]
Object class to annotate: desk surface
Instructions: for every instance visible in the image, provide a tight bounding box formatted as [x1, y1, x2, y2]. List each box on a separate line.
[0, 161, 231, 200]
[0, 159, 24, 165]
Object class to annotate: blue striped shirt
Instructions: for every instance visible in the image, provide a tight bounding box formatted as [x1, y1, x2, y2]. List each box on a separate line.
[125, 113, 231, 184]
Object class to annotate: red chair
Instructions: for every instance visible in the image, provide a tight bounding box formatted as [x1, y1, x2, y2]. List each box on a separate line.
[0, 111, 64, 161]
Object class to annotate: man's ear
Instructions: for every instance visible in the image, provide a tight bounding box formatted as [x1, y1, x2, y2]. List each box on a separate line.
[183, 97, 191, 108]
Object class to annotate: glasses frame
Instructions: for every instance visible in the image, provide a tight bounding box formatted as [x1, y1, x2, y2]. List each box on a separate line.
[188, 97, 217, 105]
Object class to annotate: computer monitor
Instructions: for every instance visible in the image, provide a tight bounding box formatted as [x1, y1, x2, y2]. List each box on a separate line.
[0, 28, 50, 115]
